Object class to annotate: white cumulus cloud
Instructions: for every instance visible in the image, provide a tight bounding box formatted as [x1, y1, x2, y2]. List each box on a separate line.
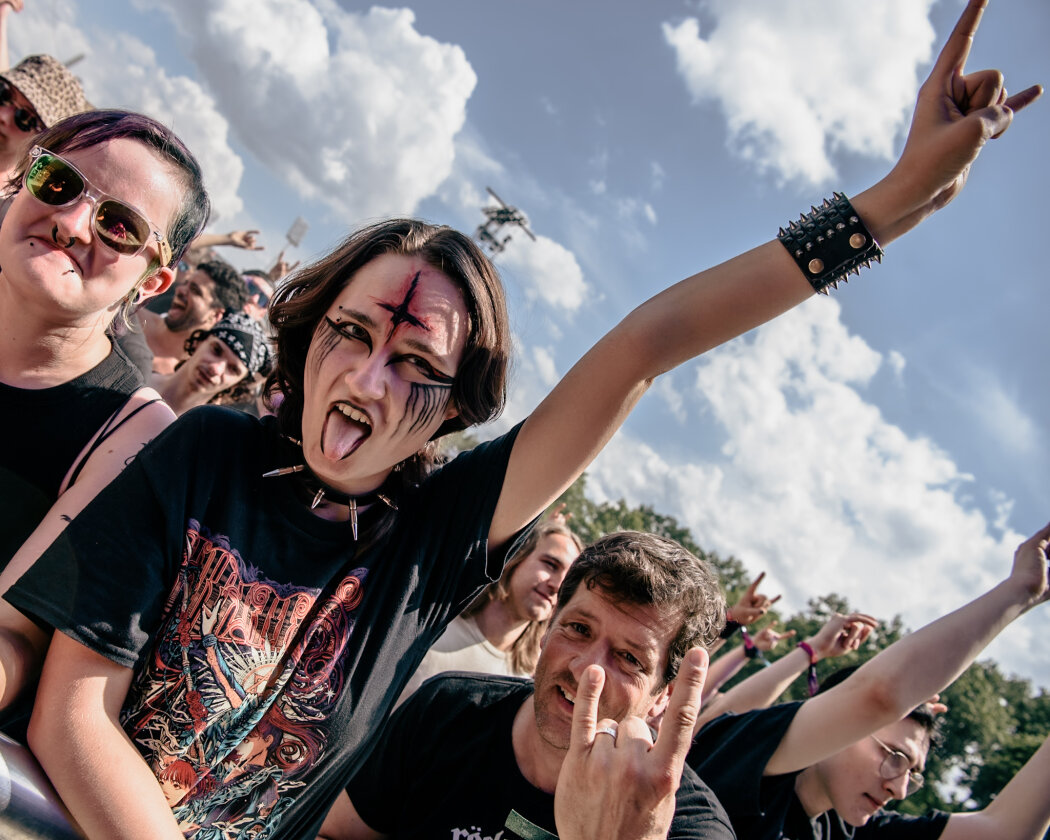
[141, 0, 476, 222]
[12, 2, 245, 220]
[662, 1, 936, 185]
[498, 232, 588, 312]
[581, 297, 1047, 682]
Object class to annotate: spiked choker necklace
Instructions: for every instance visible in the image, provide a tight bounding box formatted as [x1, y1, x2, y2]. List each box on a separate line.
[262, 450, 397, 540]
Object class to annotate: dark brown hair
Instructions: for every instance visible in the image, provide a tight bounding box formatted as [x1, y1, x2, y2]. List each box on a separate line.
[554, 531, 727, 686]
[266, 218, 511, 484]
[464, 520, 583, 675]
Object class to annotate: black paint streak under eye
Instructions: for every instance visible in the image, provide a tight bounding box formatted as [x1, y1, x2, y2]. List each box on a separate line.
[314, 317, 347, 373]
[403, 381, 452, 435]
[378, 272, 428, 340]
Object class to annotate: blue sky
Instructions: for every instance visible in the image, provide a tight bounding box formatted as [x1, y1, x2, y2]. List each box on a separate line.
[19, 0, 1049, 687]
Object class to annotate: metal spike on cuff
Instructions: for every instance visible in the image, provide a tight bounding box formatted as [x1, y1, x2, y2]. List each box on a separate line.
[776, 192, 883, 294]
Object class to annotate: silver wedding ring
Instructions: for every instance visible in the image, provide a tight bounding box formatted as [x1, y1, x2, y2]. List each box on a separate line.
[594, 725, 618, 739]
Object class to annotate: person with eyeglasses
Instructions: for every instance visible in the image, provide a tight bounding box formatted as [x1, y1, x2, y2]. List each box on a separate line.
[0, 109, 208, 595]
[0, 2, 1042, 839]
[684, 523, 1050, 840]
[242, 268, 276, 322]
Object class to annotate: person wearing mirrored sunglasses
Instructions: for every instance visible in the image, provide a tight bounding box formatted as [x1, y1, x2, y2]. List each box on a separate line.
[0, 2, 1044, 839]
[0, 109, 208, 615]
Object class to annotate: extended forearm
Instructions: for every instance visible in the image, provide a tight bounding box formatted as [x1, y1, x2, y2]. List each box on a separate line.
[948, 734, 1050, 840]
[30, 707, 183, 840]
[852, 579, 1031, 726]
[703, 645, 747, 701]
[710, 646, 809, 720]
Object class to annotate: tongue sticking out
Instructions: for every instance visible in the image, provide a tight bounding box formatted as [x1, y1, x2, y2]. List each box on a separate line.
[321, 409, 369, 461]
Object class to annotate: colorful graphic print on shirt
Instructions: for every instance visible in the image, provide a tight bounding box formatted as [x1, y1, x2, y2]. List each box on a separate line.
[119, 520, 367, 838]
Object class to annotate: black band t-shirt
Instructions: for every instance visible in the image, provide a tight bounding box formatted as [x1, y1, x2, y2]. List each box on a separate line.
[8, 407, 528, 840]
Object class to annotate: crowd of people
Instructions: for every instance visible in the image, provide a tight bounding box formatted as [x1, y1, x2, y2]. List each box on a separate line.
[0, 0, 1046, 838]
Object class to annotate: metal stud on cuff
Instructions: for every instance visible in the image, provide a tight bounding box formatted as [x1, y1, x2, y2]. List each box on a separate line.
[777, 192, 884, 294]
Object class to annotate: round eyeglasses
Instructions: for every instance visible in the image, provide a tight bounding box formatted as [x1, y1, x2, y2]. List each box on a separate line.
[870, 735, 924, 796]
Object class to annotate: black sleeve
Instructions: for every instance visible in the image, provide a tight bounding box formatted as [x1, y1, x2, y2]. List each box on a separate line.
[852, 809, 950, 840]
[670, 764, 738, 840]
[687, 703, 804, 840]
[401, 422, 536, 618]
[344, 676, 483, 834]
[5, 412, 209, 668]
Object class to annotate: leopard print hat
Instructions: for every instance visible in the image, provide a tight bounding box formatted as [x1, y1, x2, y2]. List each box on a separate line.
[0, 54, 91, 128]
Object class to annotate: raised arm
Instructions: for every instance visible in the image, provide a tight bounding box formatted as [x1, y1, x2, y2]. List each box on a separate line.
[765, 522, 1050, 776]
[190, 229, 264, 252]
[702, 622, 795, 701]
[27, 632, 185, 840]
[0, 1, 22, 73]
[727, 571, 781, 627]
[940, 732, 1050, 840]
[487, 0, 1041, 546]
[697, 613, 876, 730]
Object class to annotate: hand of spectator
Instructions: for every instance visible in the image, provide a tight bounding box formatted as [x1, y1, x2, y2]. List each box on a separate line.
[0, 1, 24, 12]
[752, 623, 796, 652]
[728, 571, 780, 626]
[554, 649, 707, 840]
[227, 229, 264, 251]
[922, 693, 949, 715]
[807, 612, 879, 661]
[269, 250, 301, 284]
[546, 502, 573, 524]
[1008, 521, 1050, 614]
[877, 0, 1042, 244]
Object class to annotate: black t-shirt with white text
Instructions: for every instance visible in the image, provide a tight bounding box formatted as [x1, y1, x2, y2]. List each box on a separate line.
[348, 673, 737, 840]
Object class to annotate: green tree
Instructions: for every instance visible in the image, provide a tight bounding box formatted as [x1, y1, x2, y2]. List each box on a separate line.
[554, 474, 749, 593]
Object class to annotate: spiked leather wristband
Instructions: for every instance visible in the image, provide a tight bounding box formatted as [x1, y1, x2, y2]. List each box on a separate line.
[778, 192, 883, 294]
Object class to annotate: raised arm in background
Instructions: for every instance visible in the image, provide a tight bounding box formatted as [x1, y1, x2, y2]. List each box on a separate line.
[487, 0, 1042, 549]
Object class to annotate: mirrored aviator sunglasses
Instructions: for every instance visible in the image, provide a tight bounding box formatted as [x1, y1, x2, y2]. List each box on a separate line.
[0, 79, 42, 134]
[23, 146, 172, 266]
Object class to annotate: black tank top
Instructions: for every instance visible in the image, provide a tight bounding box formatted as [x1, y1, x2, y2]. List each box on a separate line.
[0, 341, 143, 503]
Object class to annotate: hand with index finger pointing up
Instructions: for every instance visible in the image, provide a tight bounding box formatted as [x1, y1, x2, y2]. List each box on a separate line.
[554, 649, 709, 840]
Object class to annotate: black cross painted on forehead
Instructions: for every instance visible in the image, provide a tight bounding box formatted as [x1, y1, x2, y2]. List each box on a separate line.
[377, 271, 429, 340]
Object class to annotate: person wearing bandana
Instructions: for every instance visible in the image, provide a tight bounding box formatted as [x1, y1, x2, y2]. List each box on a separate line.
[154, 311, 272, 417]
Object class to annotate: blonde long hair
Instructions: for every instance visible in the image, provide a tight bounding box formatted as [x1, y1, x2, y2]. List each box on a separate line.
[463, 520, 582, 675]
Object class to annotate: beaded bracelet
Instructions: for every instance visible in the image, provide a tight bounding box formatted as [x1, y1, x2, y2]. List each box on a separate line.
[778, 192, 883, 294]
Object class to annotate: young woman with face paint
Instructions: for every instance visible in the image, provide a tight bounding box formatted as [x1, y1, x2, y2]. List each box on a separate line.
[1, 3, 1042, 838]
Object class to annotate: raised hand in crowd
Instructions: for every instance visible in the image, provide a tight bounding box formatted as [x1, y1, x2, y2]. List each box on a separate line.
[269, 248, 301, 284]
[555, 649, 707, 840]
[698, 612, 879, 726]
[727, 571, 781, 627]
[752, 622, 797, 653]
